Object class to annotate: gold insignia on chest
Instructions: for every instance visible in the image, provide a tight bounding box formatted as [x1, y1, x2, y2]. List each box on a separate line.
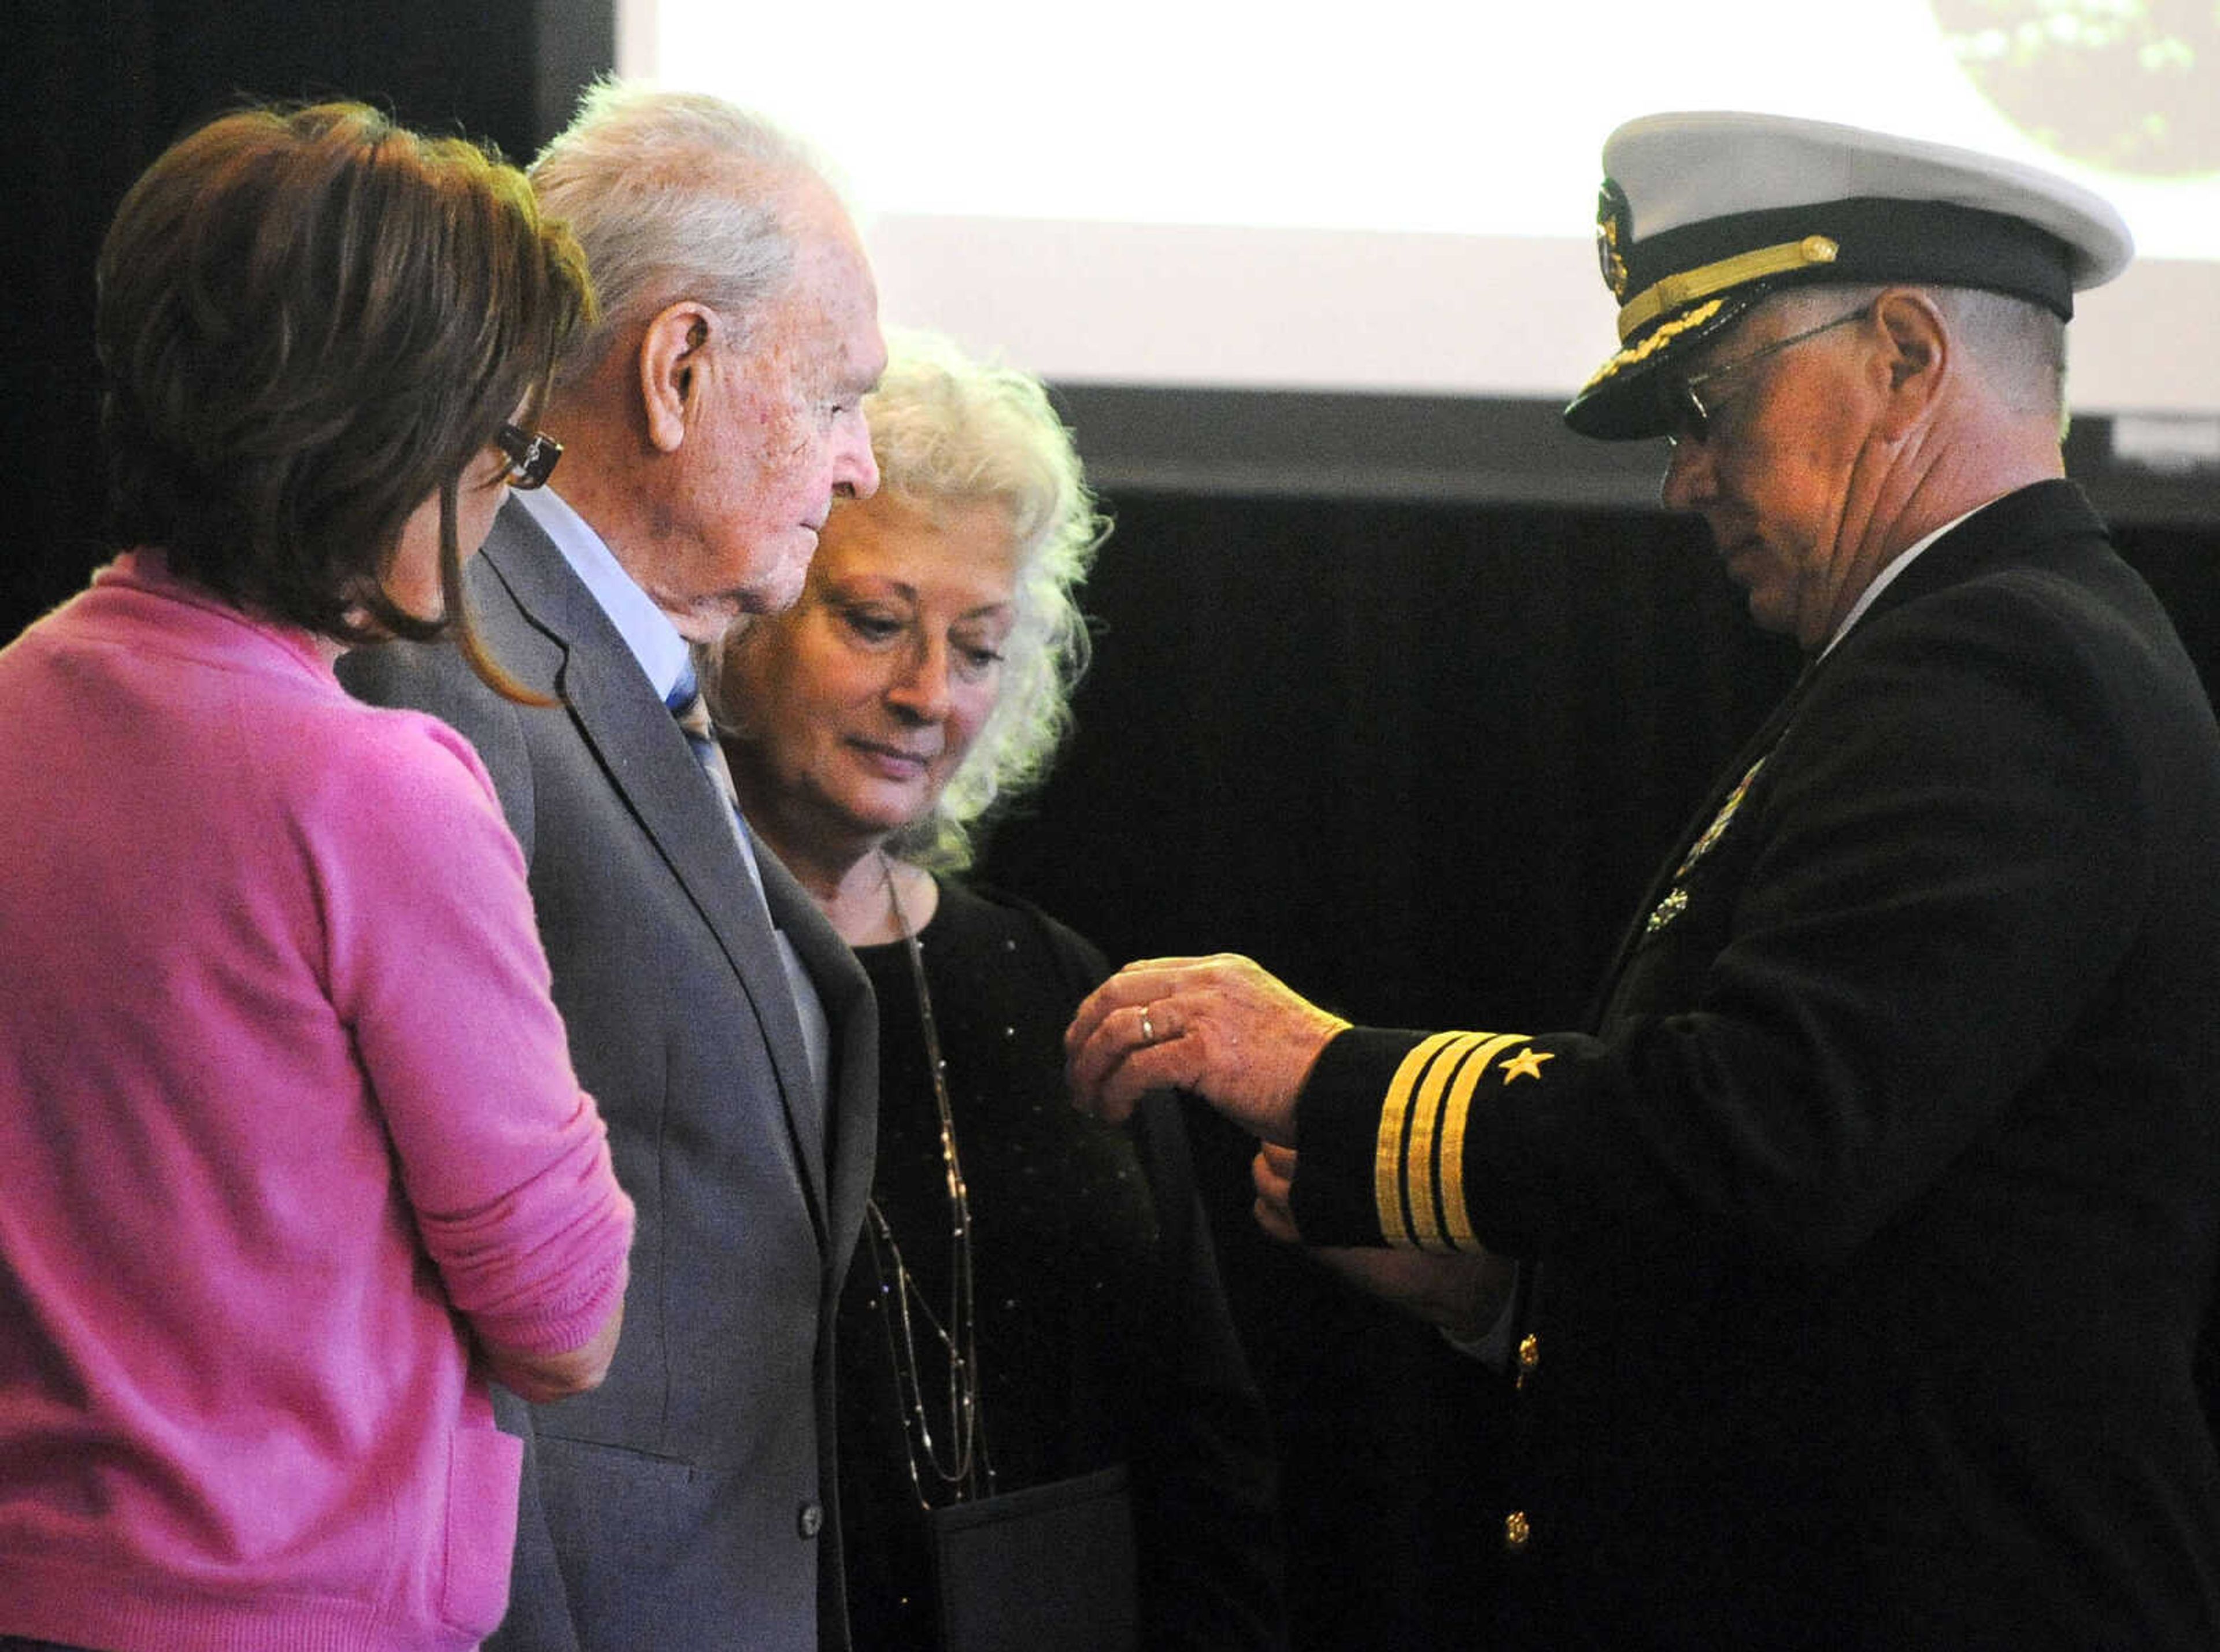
[1644, 886, 1689, 936]
[1642, 757, 1767, 937]
[1676, 757, 1766, 879]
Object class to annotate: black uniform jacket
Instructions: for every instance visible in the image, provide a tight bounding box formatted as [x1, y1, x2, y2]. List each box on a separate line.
[1291, 481, 2220, 1648]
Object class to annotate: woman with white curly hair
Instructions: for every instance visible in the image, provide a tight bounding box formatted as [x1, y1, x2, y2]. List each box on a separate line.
[710, 330, 1285, 1651]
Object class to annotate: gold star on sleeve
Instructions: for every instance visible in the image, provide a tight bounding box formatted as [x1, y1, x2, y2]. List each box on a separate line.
[1500, 1047, 1554, 1084]
[1375, 1032, 1549, 1251]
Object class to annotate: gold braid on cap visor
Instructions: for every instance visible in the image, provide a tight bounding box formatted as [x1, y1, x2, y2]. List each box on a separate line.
[1578, 233, 1845, 395]
[1579, 297, 1725, 392]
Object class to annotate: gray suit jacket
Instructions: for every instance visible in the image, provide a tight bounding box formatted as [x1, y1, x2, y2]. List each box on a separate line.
[341, 499, 878, 1652]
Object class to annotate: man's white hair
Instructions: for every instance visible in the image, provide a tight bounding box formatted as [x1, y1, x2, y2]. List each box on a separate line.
[530, 79, 843, 384]
[1768, 280, 2066, 423]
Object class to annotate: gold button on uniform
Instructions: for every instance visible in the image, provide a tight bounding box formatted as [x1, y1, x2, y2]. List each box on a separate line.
[1504, 1510, 1531, 1553]
[1516, 1332, 1540, 1390]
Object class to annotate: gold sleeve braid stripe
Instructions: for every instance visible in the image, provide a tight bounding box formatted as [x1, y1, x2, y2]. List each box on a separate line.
[1437, 1034, 1510, 1249]
[1377, 1033, 1471, 1245]
[1376, 1031, 1530, 1250]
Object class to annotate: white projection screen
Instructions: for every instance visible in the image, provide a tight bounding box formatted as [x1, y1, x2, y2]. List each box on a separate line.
[623, 1, 2220, 422]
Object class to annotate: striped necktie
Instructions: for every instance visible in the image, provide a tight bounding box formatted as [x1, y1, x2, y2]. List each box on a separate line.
[665, 665, 833, 1127]
[668, 672, 745, 817]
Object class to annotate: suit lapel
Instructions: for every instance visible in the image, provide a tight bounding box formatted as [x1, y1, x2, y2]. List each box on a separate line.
[479, 509, 837, 1230]
[1590, 667, 1815, 1016]
[756, 846, 879, 1268]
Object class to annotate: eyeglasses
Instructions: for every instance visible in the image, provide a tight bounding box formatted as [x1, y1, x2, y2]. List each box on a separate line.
[1662, 306, 1871, 448]
[496, 423, 563, 490]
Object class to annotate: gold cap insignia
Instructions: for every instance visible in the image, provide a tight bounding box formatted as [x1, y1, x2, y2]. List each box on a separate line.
[1595, 180, 1632, 301]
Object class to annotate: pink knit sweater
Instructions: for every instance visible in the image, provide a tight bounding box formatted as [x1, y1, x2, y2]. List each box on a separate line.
[0, 554, 634, 1651]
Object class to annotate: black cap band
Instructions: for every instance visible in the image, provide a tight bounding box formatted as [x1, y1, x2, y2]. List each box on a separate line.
[1620, 197, 2080, 347]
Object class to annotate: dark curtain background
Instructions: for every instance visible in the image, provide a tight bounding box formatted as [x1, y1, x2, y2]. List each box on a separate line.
[12, 9, 2220, 1647]
[975, 493, 1800, 1644]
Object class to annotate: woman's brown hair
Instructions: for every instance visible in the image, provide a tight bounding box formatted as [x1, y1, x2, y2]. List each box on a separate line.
[96, 102, 594, 687]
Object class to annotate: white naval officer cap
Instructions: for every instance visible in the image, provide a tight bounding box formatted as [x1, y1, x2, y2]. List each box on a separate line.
[1562, 110, 2134, 441]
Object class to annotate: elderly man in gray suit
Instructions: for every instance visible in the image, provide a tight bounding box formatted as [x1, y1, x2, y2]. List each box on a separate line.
[342, 82, 885, 1652]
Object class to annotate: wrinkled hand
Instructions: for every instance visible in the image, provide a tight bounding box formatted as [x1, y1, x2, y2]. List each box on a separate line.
[1062, 954, 1349, 1144]
[1252, 1143, 1514, 1342]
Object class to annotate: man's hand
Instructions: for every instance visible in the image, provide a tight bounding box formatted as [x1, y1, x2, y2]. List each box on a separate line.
[1252, 1143, 1513, 1342]
[1063, 954, 1349, 1143]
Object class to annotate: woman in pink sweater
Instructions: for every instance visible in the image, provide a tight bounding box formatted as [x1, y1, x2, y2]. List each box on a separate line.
[0, 105, 634, 1652]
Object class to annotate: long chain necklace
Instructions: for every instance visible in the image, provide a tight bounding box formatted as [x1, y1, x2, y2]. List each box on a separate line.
[865, 853, 993, 1507]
